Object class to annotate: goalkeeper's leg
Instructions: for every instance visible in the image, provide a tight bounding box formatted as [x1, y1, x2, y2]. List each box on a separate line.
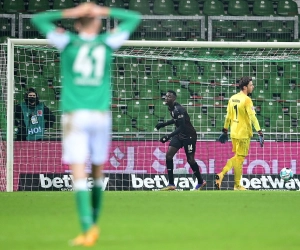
[233, 139, 250, 191]
[215, 156, 235, 190]
[233, 155, 246, 190]
[215, 140, 237, 190]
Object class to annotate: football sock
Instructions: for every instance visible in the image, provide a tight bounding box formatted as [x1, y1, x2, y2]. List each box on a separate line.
[233, 156, 245, 186]
[190, 162, 203, 184]
[92, 178, 103, 223]
[221, 156, 235, 175]
[74, 179, 93, 233]
[166, 160, 174, 185]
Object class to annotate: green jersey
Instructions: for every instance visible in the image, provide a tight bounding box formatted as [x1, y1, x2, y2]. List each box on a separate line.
[59, 34, 113, 112]
[31, 9, 140, 112]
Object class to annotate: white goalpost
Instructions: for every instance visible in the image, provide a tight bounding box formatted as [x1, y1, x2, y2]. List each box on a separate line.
[1, 39, 300, 192]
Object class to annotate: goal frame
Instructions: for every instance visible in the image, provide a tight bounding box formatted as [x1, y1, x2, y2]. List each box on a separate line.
[6, 38, 300, 192]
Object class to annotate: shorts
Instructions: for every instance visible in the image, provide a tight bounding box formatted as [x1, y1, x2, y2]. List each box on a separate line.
[169, 135, 196, 155]
[62, 110, 111, 165]
[231, 138, 250, 157]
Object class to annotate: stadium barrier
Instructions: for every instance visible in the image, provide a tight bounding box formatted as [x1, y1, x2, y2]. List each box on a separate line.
[18, 173, 300, 191]
[7, 140, 300, 191]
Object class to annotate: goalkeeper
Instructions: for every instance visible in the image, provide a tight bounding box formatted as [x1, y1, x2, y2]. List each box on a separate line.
[216, 76, 264, 191]
[31, 2, 140, 247]
[155, 90, 206, 191]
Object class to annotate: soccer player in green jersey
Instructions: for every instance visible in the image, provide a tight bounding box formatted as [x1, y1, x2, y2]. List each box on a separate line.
[216, 76, 264, 191]
[31, 3, 140, 246]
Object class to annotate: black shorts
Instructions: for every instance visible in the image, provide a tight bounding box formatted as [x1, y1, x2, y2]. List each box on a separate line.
[169, 135, 197, 155]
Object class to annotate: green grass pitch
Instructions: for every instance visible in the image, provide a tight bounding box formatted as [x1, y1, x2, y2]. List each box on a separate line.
[0, 191, 298, 250]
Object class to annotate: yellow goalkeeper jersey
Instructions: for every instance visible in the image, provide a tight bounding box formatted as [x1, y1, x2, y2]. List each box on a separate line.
[224, 92, 260, 139]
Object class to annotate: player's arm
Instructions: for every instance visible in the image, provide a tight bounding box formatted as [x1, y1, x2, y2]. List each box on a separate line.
[155, 119, 174, 130]
[31, 11, 62, 37]
[223, 110, 231, 130]
[93, 7, 141, 50]
[31, 11, 70, 50]
[31, 3, 94, 50]
[160, 109, 185, 143]
[218, 101, 231, 143]
[168, 117, 185, 137]
[246, 98, 264, 147]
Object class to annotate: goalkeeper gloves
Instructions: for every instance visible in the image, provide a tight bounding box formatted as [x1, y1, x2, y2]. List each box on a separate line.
[258, 130, 264, 147]
[218, 128, 228, 144]
[160, 135, 170, 143]
[155, 122, 166, 131]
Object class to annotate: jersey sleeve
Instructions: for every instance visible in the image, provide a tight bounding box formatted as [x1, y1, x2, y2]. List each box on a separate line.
[168, 106, 185, 137]
[224, 100, 232, 129]
[31, 11, 63, 36]
[104, 8, 141, 50]
[245, 97, 256, 116]
[46, 31, 71, 51]
[174, 106, 185, 121]
[245, 97, 261, 131]
[31, 11, 71, 50]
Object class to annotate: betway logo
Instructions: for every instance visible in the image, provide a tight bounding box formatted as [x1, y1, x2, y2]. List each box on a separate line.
[39, 174, 109, 190]
[242, 176, 300, 190]
[131, 174, 197, 189]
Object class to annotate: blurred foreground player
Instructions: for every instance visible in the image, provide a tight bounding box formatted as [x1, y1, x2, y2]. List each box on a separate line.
[32, 2, 140, 246]
[155, 90, 206, 191]
[216, 76, 264, 191]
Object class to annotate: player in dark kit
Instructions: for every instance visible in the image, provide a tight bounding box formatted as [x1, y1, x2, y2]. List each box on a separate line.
[155, 90, 206, 191]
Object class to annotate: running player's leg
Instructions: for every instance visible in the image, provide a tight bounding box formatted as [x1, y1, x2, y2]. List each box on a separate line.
[63, 112, 94, 245]
[183, 138, 206, 190]
[161, 136, 180, 190]
[233, 138, 250, 190]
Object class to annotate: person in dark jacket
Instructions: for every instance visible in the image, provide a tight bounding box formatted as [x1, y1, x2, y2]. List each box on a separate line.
[14, 87, 56, 141]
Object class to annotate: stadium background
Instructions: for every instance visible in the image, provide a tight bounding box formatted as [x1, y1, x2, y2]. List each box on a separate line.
[0, 0, 300, 191]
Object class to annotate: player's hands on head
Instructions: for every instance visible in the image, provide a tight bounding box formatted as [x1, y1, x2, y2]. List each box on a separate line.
[258, 130, 264, 147]
[155, 122, 165, 131]
[55, 27, 65, 33]
[160, 135, 170, 143]
[89, 6, 110, 17]
[64, 2, 96, 18]
[76, 2, 96, 15]
[218, 128, 228, 143]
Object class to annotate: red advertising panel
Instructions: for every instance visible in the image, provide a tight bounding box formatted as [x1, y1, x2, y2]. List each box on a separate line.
[3, 141, 299, 190]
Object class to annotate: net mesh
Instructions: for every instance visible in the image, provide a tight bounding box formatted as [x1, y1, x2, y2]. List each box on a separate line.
[0, 43, 300, 191]
[0, 44, 7, 191]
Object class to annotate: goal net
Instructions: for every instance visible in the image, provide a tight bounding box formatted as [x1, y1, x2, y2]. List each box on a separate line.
[1, 40, 300, 192]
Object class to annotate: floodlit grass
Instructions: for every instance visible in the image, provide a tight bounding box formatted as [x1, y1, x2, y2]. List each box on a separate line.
[0, 191, 299, 250]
